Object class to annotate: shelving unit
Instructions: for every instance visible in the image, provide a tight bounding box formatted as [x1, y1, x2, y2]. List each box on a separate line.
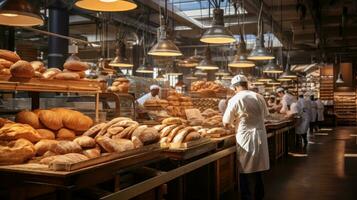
[334, 92, 356, 125]
[320, 76, 334, 102]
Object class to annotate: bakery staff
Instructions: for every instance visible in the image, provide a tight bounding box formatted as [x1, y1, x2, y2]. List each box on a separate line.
[296, 94, 310, 148]
[267, 95, 276, 107]
[223, 75, 269, 200]
[309, 95, 318, 134]
[276, 87, 296, 114]
[316, 98, 325, 130]
[137, 85, 161, 106]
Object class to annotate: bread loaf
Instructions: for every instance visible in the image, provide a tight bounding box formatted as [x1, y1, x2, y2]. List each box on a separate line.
[0, 58, 13, 68]
[96, 136, 134, 153]
[207, 127, 226, 136]
[37, 129, 55, 140]
[73, 136, 96, 148]
[131, 136, 143, 148]
[130, 125, 147, 139]
[34, 139, 58, 156]
[0, 118, 14, 128]
[132, 127, 160, 145]
[111, 125, 136, 139]
[160, 124, 177, 138]
[183, 131, 201, 142]
[0, 123, 41, 142]
[62, 111, 93, 132]
[10, 60, 35, 78]
[107, 126, 124, 136]
[54, 72, 80, 80]
[41, 153, 88, 165]
[83, 123, 105, 138]
[153, 124, 168, 132]
[57, 128, 76, 140]
[0, 68, 10, 75]
[112, 138, 135, 152]
[63, 69, 86, 78]
[15, 110, 41, 129]
[83, 148, 101, 159]
[42, 68, 61, 79]
[97, 117, 132, 136]
[0, 139, 36, 165]
[38, 110, 63, 130]
[166, 125, 185, 142]
[52, 141, 82, 154]
[172, 127, 195, 143]
[162, 117, 185, 125]
[0, 49, 21, 62]
[64, 60, 89, 71]
[30, 61, 45, 72]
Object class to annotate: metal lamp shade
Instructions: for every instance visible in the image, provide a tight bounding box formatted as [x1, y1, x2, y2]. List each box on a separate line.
[75, 0, 137, 12]
[229, 41, 255, 68]
[263, 60, 283, 73]
[200, 9, 236, 44]
[148, 39, 182, 57]
[267, 79, 280, 85]
[280, 66, 297, 79]
[194, 69, 208, 76]
[257, 75, 273, 82]
[136, 64, 154, 74]
[196, 46, 218, 70]
[336, 72, 344, 83]
[178, 58, 198, 68]
[247, 38, 275, 61]
[215, 68, 231, 76]
[109, 45, 133, 68]
[0, 0, 43, 26]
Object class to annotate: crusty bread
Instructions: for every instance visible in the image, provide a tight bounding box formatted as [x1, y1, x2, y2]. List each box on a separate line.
[183, 131, 201, 142]
[0, 49, 21, 62]
[0, 138, 36, 165]
[83, 123, 105, 138]
[52, 141, 82, 155]
[10, 60, 35, 78]
[40, 153, 88, 165]
[0, 58, 13, 68]
[30, 61, 45, 72]
[153, 124, 168, 132]
[160, 124, 177, 138]
[107, 126, 124, 136]
[0, 68, 10, 75]
[63, 60, 89, 71]
[131, 136, 143, 148]
[0, 118, 14, 128]
[0, 123, 41, 143]
[97, 117, 133, 137]
[162, 117, 184, 125]
[63, 69, 85, 78]
[132, 127, 160, 145]
[54, 72, 80, 80]
[15, 110, 41, 129]
[42, 68, 61, 79]
[96, 136, 134, 153]
[34, 139, 58, 156]
[36, 129, 55, 140]
[62, 110, 93, 132]
[73, 136, 96, 148]
[207, 127, 227, 135]
[57, 128, 76, 141]
[82, 148, 101, 159]
[38, 110, 63, 131]
[130, 125, 147, 139]
[172, 127, 196, 143]
[166, 125, 186, 143]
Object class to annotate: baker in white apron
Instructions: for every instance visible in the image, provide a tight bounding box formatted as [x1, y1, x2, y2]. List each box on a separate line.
[223, 75, 269, 200]
[316, 98, 325, 130]
[296, 94, 310, 148]
[309, 95, 318, 134]
[276, 88, 296, 114]
[136, 85, 161, 107]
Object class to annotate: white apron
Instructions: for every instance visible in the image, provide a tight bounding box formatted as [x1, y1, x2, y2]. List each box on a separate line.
[310, 101, 317, 122]
[223, 90, 270, 173]
[295, 98, 310, 134]
[316, 100, 324, 121]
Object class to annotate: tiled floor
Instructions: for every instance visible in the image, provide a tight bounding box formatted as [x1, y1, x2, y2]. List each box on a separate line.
[264, 127, 357, 200]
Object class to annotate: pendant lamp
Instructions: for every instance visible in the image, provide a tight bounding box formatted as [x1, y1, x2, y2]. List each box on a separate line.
[196, 46, 218, 70]
[200, 8, 236, 44]
[215, 68, 231, 76]
[136, 63, 154, 74]
[148, 25, 182, 57]
[279, 64, 297, 79]
[336, 72, 344, 84]
[257, 74, 273, 82]
[109, 41, 133, 68]
[229, 41, 255, 68]
[0, 0, 43, 27]
[166, 63, 182, 76]
[156, 70, 166, 81]
[263, 59, 283, 73]
[75, 0, 137, 12]
[194, 69, 208, 77]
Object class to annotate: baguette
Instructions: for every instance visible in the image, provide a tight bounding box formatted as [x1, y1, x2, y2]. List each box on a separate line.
[172, 127, 195, 143]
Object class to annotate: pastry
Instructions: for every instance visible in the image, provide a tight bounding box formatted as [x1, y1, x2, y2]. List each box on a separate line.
[52, 141, 82, 155]
[63, 60, 89, 71]
[82, 147, 101, 159]
[0, 49, 21, 62]
[0, 139, 36, 165]
[36, 129, 55, 140]
[57, 128, 76, 140]
[15, 110, 41, 129]
[42, 68, 61, 79]
[34, 139, 58, 156]
[73, 136, 96, 148]
[83, 123, 106, 137]
[166, 125, 186, 143]
[10, 60, 35, 78]
[183, 131, 201, 142]
[38, 110, 63, 130]
[0, 58, 13, 68]
[172, 127, 195, 143]
[0, 123, 41, 143]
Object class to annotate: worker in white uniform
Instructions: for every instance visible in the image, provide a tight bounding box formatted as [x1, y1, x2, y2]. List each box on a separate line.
[223, 75, 270, 200]
[136, 85, 161, 107]
[309, 95, 318, 134]
[296, 94, 310, 148]
[276, 88, 296, 114]
[316, 98, 325, 130]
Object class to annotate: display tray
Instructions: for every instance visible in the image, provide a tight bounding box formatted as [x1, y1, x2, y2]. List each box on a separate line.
[163, 140, 217, 160]
[0, 75, 105, 93]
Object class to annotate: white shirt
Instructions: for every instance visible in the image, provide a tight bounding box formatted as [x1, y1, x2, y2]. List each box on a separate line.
[137, 93, 159, 106]
[280, 93, 296, 113]
[223, 90, 270, 173]
[310, 100, 318, 122]
[316, 99, 325, 121]
[218, 99, 228, 113]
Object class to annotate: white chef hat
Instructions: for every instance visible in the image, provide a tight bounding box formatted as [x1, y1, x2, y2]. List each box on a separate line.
[150, 85, 161, 90]
[231, 75, 248, 87]
[276, 87, 284, 93]
[270, 95, 276, 98]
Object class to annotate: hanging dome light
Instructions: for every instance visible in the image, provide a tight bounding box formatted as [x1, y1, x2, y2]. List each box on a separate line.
[178, 58, 198, 68]
[148, 25, 182, 57]
[229, 40, 255, 68]
[156, 70, 166, 81]
[247, 37, 275, 61]
[136, 64, 154, 74]
[215, 68, 231, 76]
[109, 41, 133, 68]
[263, 59, 283, 73]
[279, 64, 297, 79]
[165, 63, 182, 76]
[0, 0, 43, 27]
[336, 72, 344, 84]
[251, 79, 265, 85]
[200, 8, 236, 44]
[75, 0, 137, 12]
[194, 69, 208, 77]
[277, 77, 292, 82]
[257, 74, 273, 82]
[196, 46, 219, 70]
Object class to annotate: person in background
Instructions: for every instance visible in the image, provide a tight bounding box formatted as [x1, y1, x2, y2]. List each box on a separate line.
[316, 98, 325, 130]
[267, 95, 276, 107]
[218, 90, 235, 113]
[137, 85, 161, 106]
[310, 95, 318, 134]
[296, 94, 310, 148]
[276, 88, 296, 114]
[223, 75, 270, 200]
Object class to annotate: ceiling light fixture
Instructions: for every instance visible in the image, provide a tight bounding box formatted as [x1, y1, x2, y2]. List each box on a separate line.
[109, 41, 133, 68]
[229, 40, 255, 68]
[0, 0, 43, 27]
[196, 46, 219, 70]
[75, 0, 137, 12]
[336, 56, 344, 84]
[263, 59, 283, 73]
[165, 62, 183, 76]
[194, 69, 208, 77]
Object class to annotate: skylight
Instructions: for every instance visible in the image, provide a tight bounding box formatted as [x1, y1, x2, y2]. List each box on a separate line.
[234, 33, 283, 48]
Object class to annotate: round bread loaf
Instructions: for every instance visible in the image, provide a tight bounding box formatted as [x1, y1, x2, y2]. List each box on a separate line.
[54, 72, 80, 80]
[42, 68, 61, 79]
[0, 68, 10, 75]
[38, 110, 63, 131]
[34, 139, 58, 156]
[63, 69, 86, 78]
[15, 110, 41, 129]
[63, 60, 89, 71]
[0, 49, 21, 62]
[0, 59, 13, 68]
[36, 129, 55, 140]
[57, 128, 76, 141]
[0, 138, 36, 165]
[62, 111, 93, 132]
[10, 60, 35, 78]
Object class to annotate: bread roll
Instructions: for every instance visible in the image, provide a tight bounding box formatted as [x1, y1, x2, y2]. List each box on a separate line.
[207, 127, 227, 135]
[0, 123, 41, 143]
[132, 127, 160, 145]
[172, 127, 195, 143]
[159, 137, 168, 144]
[57, 128, 76, 140]
[64, 60, 89, 71]
[107, 126, 124, 136]
[15, 110, 41, 129]
[52, 141, 82, 155]
[63, 69, 86, 78]
[73, 136, 96, 148]
[38, 110, 63, 130]
[131, 136, 143, 148]
[62, 111, 93, 132]
[110, 125, 130, 139]
[0, 58, 13, 68]
[83, 148, 101, 159]
[130, 125, 147, 139]
[0, 68, 10, 75]
[34, 139, 58, 156]
[160, 124, 178, 138]
[0, 49, 21, 62]
[10, 60, 35, 78]
[166, 125, 186, 143]
[54, 72, 80, 80]
[83, 123, 106, 138]
[42, 68, 61, 79]
[96, 136, 134, 153]
[97, 117, 133, 136]
[167, 96, 179, 101]
[30, 61, 45, 72]
[162, 117, 184, 125]
[37, 129, 55, 140]
[111, 120, 139, 128]
[183, 131, 201, 142]
[153, 124, 168, 132]
[0, 138, 36, 165]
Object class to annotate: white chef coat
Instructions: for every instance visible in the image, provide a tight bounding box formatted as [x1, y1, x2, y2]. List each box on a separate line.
[316, 99, 325, 121]
[223, 90, 270, 173]
[137, 93, 159, 106]
[280, 93, 296, 114]
[218, 99, 228, 113]
[310, 100, 318, 122]
[295, 97, 310, 134]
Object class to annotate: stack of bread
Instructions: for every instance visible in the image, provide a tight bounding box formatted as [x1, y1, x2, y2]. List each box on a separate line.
[201, 109, 223, 127]
[198, 127, 232, 138]
[144, 99, 169, 110]
[190, 81, 226, 97]
[108, 77, 131, 93]
[165, 91, 193, 118]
